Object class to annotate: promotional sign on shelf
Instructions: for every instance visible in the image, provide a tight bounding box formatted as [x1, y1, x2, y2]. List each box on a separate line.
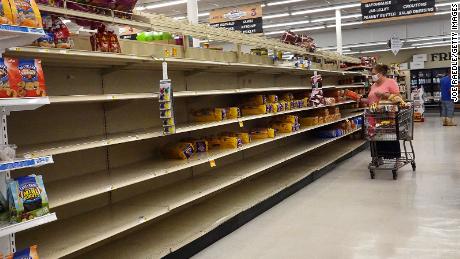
[390, 35, 403, 55]
[209, 4, 263, 34]
[361, 0, 435, 23]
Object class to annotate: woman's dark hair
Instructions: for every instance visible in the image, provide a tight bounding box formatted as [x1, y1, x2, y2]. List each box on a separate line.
[373, 64, 389, 76]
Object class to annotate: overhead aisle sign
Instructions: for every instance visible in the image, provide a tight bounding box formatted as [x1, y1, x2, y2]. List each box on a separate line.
[361, 0, 436, 23]
[209, 4, 263, 34]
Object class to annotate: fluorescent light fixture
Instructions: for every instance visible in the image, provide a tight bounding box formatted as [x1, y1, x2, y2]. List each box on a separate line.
[267, 0, 306, 6]
[436, 11, 451, 15]
[346, 41, 387, 48]
[406, 35, 450, 42]
[311, 13, 362, 23]
[416, 43, 451, 48]
[264, 30, 286, 35]
[292, 3, 360, 15]
[436, 2, 457, 7]
[327, 21, 363, 27]
[291, 25, 325, 32]
[174, 12, 209, 20]
[412, 40, 450, 46]
[360, 49, 389, 53]
[263, 20, 309, 29]
[263, 13, 291, 19]
[136, 0, 189, 10]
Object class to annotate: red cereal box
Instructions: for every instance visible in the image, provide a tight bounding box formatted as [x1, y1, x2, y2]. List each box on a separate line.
[0, 58, 19, 98]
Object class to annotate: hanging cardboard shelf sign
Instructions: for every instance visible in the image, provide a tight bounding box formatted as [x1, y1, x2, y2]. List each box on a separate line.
[361, 0, 436, 23]
[209, 4, 263, 34]
[390, 35, 403, 55]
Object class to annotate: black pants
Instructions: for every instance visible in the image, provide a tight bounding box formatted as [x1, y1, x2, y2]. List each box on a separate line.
[372, 141, 401, 159]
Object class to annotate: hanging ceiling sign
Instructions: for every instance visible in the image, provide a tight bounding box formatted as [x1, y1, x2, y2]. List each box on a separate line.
[209, 4, 263, 34]
[390, 35, 403, 55]
[361, 0, 436, 23]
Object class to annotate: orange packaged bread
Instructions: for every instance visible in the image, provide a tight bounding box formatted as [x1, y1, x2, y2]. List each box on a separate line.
[192, 108, 226, 122]
[299, 116, 319, 126]
[0, 0, 15, 25]
[270, 122, 296, 133]
[267, 94, 278, 103]
[241, 105, 268, 116]
[10, 0, 42, 27]
[318, 116, 325, 124]
[220, 132, 251, 144]
[250, 128, 275, 139]
[225, 107, 241, 119]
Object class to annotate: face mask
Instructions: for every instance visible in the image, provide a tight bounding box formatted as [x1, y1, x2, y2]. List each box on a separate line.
[372, 74, 380, 82]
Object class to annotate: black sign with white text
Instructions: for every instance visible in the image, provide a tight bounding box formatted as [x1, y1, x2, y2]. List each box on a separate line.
[210, 17, 263, 34]
[361, 0, 436, 23]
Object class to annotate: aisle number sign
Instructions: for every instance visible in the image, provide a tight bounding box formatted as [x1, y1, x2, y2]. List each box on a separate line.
[361, 0, 436, 23]
[209, 4, 263, 34]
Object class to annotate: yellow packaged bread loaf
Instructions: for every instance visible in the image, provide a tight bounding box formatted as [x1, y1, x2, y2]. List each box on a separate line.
[10, 0, 42, 27]
[1, 0, 15, 24]
[243, 95, 266, 105]
[241, 105, 268, 116]
[318, 116, 325, 124]
[207, 136, 242, 149]
[250, 128, 275, 139]
[267, 95, 278, 103]
[280, 93, 294, 101]
[163, 142, 194, 160]
[221, 132, 251, 144]
[192, 108, 226, 122]
[182, 138, 209, 153]
[267, 103, 277, 113]
[275, 115, 298, 124]
[270, 122, 296, 133]
[300, 116, 319, 126]
[225, 107, 241, 119]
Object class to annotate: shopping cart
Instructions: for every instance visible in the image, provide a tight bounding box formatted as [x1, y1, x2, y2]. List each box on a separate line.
[364, 102, 416, 180]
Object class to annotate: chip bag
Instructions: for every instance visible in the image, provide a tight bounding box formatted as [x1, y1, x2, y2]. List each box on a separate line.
[10, 0, 42, 27]
[0, 0, 16, 25]
[0, 58, 19, 98]
[6, 245, 39, 259]
[15, 59, 47, 97]
[8, 175, 50, 223]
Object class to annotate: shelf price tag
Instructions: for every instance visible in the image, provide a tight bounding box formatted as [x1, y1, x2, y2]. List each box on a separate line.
[239, 121, 244, 127]
[209, 159, 216, 168]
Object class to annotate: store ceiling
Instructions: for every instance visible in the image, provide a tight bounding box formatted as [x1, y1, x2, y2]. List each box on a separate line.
[135, 0, 453, 53]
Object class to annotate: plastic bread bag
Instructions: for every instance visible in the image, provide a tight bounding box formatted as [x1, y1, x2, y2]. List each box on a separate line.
[0, 0, 16, 25]
[241, 105, 268, 116]
[6, 245, 40, 259]
[243, 95, 266, 105]
[250, 128, 275, 139]
[10, 0, 42, 27]
[8, 174, 50, 223]
[225, 107, 240, 119]
[163, 142, 194, 160]
[270, 122, 296, 133]
[267, 95, 278, 103]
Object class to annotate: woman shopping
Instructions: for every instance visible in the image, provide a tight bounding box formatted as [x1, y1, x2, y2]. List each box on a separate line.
[361, 64, 405, 169]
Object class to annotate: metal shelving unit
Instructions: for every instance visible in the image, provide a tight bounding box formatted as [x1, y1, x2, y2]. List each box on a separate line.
[19, 127, 363, 259]
[17, 101, 357, 158]
[76, 139, 366, 259]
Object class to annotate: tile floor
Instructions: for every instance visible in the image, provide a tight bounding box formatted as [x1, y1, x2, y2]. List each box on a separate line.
[194, 115, 460, 259]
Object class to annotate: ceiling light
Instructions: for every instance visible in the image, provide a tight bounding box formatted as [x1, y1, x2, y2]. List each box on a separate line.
[436, 11, 451, 15]
[292, 3, 360, 15]
[327, 21, 363, 27]
[136, 0, 190, 10]
[264, 30, 286, 35]
[291, 25, 325, 32]
[263, 20, 309, 29]
[360, 49, 389, 53]
[311, 13, 362, 23]
[267, 0, 306, 6]
[346, 41, 387, 48]
[416, 43, 451, 48]
[263, 13, 291, 19]
[412, 40, 450, 46]
[406, 35, 450, 42]
[436, 2, 457, 7]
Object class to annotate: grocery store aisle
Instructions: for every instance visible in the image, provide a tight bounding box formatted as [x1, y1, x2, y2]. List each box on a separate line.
[194, 115, 460, 259]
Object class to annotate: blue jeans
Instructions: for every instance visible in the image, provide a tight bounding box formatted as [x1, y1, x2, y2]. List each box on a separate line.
[441, 101, 455, 117]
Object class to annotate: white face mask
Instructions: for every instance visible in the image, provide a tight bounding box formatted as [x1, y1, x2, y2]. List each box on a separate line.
[372, 74, 381, 82]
